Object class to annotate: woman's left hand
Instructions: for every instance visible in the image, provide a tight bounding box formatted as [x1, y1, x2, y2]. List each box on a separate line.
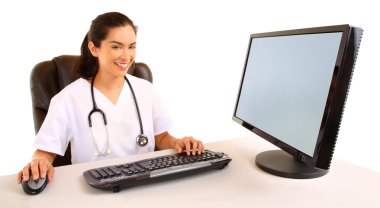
[174, 136, 205, 155]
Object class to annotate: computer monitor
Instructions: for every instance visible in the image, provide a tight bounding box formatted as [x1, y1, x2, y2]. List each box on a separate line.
[232, 24, 363, 179]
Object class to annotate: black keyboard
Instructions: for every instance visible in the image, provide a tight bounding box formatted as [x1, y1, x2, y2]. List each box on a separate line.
[83, 149, 232, 192]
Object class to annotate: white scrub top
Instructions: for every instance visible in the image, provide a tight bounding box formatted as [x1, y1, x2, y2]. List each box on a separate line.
[34, 75, 174, 164]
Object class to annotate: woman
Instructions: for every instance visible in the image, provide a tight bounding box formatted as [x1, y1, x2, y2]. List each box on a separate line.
[17, 12, 204, 184]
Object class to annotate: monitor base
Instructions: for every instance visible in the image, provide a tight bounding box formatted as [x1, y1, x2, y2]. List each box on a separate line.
[255, 150, 328, 179]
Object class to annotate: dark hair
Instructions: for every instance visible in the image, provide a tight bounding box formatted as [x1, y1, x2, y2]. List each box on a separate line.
[77, 12, 137, 79]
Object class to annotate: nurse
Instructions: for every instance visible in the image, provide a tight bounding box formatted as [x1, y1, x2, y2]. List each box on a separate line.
[17, 12, 204, 184]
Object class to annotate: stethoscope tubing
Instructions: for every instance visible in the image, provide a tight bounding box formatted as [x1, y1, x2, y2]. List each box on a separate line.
[124, 76, 144, 135]
[88, 74, 148, 156]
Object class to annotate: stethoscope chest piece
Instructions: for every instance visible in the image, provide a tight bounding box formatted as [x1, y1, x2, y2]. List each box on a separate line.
[137, 134, 148, 147]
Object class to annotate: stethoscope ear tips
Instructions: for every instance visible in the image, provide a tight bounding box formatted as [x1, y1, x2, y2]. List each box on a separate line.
[136, 134, 148, 147]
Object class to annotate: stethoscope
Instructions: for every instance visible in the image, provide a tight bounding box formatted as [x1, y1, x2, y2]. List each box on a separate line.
[88, 75, 148, 157]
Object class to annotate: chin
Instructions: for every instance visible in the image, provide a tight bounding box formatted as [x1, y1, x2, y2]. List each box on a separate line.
[113, 67, 129, 76]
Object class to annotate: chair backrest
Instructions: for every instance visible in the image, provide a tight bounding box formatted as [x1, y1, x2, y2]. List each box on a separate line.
[30, 55, 153, 167]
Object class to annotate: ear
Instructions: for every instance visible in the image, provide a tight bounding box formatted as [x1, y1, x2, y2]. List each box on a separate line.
[88, 41, 99, 57]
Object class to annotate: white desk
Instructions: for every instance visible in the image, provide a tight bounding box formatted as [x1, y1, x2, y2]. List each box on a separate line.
[1, 136, 379, 208]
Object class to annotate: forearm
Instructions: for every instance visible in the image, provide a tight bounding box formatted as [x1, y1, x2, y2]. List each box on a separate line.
[155, 132, 179, 150]
[32, 149, 56, 165]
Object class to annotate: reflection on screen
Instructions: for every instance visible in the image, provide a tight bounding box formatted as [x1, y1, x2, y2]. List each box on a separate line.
[236, 32, 342, 156]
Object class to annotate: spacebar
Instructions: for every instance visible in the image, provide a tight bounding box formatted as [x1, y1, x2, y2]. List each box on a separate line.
[150, 161, 211, 178]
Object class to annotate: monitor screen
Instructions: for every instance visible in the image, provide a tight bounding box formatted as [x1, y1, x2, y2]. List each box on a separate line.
[233, 25, 363, 179]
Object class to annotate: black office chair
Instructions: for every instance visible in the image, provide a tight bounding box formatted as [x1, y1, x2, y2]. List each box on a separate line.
[30, 55, 153, 167]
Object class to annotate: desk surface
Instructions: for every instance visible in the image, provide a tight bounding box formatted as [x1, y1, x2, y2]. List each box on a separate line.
[1, 136, 379, 208]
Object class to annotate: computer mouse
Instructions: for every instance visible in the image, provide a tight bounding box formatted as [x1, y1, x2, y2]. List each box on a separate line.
[21, 174, 48, 195]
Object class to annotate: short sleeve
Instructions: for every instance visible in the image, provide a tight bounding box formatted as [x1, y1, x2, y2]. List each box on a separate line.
[33, 94, 71, 156]
[152, 89, 175, 135]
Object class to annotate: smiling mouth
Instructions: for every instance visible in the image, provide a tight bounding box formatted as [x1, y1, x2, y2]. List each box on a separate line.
[115, 62, 129, 70]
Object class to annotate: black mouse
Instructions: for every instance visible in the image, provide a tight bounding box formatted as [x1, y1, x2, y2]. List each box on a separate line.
[21, 174, 48, 195]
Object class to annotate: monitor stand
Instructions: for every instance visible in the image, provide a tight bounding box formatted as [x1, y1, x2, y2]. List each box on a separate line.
[255, 150, 328, 179]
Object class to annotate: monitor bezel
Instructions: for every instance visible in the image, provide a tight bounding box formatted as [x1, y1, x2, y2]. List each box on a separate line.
[232, 24, 362, 170]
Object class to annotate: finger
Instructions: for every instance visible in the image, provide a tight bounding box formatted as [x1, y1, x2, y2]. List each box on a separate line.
[30, 161, 40, 180]
[176, 146, 182, 153]
[184, 138, 191, 155]
[197, 141, 204, 154]
[17, 171, 23, 184]
[47, 165, 55, 182]
[174, 139, 183, 153]
[174, 142, 182, 153]
[191, 139, 198, 155]
[39, 161, 48, 179]
[22, 163, 31, 181]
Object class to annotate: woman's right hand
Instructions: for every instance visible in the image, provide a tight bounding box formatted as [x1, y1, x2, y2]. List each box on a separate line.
[17, 150, 56, 184]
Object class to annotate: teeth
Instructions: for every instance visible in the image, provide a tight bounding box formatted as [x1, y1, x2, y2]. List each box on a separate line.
[116, 63, 128, 68]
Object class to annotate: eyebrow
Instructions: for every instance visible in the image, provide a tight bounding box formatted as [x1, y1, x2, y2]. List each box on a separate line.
[108, 41, 136, 46]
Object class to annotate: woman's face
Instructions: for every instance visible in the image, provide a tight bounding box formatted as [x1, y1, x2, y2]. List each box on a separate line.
[89, 25, 137, 79]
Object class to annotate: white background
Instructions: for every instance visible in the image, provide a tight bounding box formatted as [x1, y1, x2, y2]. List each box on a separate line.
[0, 0, 378, 176]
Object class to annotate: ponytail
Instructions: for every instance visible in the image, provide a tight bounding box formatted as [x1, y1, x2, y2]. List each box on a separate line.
[76, 33, 98, 79]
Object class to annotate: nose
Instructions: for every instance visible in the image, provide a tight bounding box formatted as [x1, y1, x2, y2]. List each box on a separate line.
[119, 48, 134, 63]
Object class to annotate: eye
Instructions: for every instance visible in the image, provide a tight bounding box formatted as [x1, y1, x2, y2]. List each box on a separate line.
[111, 45, 122, 49]
[129, 44, 136, 49]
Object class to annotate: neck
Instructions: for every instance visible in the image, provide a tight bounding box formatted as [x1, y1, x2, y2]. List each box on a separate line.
[90, 72, 126, 105]
[94, 71, 125, 90]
